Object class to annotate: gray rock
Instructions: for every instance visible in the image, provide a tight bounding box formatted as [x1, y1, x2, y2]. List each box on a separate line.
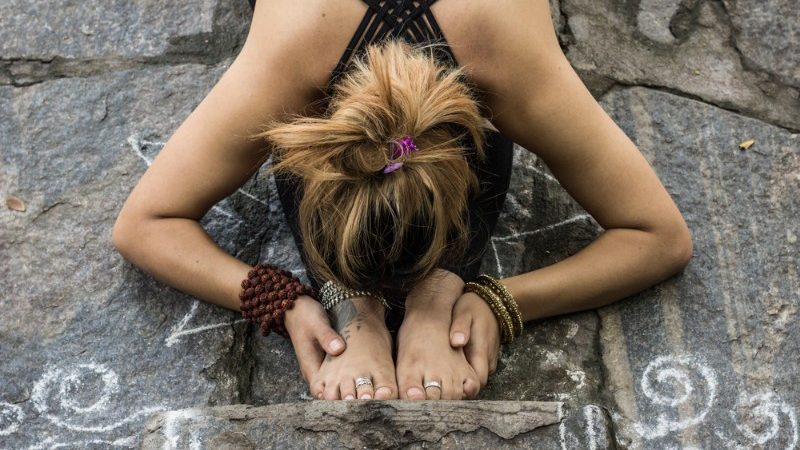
[0, 0, 252, 86]
[723, 0, 800, 89]
[0, 61, 279, 449]
[139, 401, 616, 449]
[560, 0, 800, 131]
[594, 85, 799, 449]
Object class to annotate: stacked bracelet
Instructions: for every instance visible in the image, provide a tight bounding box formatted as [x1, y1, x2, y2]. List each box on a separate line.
[318, 280, 389, 311]
[239, 263, 317, 338]
[464, 274, 524, 344]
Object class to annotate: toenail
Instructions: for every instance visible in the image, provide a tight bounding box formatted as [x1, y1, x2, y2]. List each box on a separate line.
[375, 387, 391, 398]
[360, 394, 372, 399]
[407, 387, 423, 399]
[344, 394, 355, 400]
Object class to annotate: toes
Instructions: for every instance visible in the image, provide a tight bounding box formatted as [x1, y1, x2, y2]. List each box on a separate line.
[423, 377, 443, 400]
[355, 376, 374, 400]
[310, 379, 325, 400]
[398, 374, 426, 400]
[340, 377, 356, 401]
[323, 380, 340, 400]
[463, 377, 481, 399]
[373, 373, 398, 400]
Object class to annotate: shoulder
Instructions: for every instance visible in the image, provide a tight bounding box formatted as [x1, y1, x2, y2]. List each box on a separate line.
[241, 0, 368, 93]
[436, 0, 564, 105]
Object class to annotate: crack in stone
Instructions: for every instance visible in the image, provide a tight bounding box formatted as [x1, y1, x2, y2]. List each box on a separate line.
[603, 80, 800, 134]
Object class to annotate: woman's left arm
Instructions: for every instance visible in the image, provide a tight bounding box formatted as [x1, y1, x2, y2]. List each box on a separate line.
[447, 0, 692, 384]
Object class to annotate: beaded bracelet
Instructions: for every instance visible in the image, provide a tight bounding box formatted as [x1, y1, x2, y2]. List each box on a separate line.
[318, 280, 389, 312]
[464, 281, 515, 343]
[464, 274, 524, 344]
[475, 274, 524, 338]
[239, 263, 317, 338]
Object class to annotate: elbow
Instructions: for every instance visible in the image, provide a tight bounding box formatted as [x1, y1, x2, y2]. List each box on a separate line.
[111, 213, 137, 258]
[660, 219, 693, 276]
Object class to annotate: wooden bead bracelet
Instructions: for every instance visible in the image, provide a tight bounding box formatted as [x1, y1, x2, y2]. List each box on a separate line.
[239, 263, 317, 338]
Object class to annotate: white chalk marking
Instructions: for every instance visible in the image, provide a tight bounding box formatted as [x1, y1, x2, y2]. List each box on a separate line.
[31, 362, 167, 433]
[714, 391, 798, 450]
[165, 301, 250, 347]
[567, 369, 586, 390]
[0, 402, 24, 436]
[492, 214, 596, 243]
[26, 434, 139, 449]
[162, 409, 204, 450]
[632, 354, 717, 439]
[583, 404, 605, 450]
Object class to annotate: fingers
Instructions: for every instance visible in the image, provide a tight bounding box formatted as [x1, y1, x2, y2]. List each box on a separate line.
[293, 335, 326, 384]
[315, 326, 346, 356]
[464, 344, 490, 388]
[450, 305, 472, 348]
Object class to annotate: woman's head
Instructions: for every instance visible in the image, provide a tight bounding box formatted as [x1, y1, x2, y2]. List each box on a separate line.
[251, 39, 489, 295]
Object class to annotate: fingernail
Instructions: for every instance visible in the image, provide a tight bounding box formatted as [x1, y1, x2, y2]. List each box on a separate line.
[375, 387, 391, 398]
[330, 339, 344, 352]
[453, 333, 466, 345]
[360, 394, 372, 400]
[407, 387, 423, 399]
[344, 394, 355, 400]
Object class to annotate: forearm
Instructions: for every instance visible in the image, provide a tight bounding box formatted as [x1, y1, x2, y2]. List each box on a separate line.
[501, 228, 691, 322]
[113, 217, 253, 312]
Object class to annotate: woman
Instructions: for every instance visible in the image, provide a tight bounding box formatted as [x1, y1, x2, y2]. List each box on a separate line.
[112, 0, 692, 402]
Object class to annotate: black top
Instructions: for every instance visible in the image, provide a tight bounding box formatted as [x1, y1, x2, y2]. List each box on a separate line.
[249, 0, 514, 321]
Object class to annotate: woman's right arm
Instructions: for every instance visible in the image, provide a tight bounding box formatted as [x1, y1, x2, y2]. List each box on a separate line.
[111, 0, 347, 382]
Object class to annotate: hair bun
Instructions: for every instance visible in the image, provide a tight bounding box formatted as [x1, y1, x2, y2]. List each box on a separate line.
[250, 38, 490, 293]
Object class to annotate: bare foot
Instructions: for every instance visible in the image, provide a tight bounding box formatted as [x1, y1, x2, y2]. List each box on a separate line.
[309, 296, 398, 400]
[395, 273, 482, 400]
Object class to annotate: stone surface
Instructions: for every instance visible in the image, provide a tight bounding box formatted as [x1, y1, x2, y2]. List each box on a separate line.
[2, 0, 799, 449]
[139, 401, 616, 449]
[594, 86, 799, 449]
[0, 0, 251, 86]
[561, 0, 800, 131]
[0, 61, 268, 448]
[723, 0, 800, 89]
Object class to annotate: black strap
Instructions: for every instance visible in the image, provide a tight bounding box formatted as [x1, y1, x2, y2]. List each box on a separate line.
[327, 0, 457, 94]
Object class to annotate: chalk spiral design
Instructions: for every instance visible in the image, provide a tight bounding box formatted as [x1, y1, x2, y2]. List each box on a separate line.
[633, 354, 717, 439]
[31, 362, 166, 433]
[715, 392, 799, 449]
[0, 402, 25, 436]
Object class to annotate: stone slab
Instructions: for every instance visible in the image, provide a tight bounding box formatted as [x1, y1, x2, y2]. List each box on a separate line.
[0, 60, 283, 449]
[561, 0, 800, 131]
[139, 401, 617, 449]
[0, 0, 250, 61]
[594, 85, 799, 449]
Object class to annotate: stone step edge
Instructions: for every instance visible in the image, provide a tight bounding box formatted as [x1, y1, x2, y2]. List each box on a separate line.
[140, 400, 618, 448]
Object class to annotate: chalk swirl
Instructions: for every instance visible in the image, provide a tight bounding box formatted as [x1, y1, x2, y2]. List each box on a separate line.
[633, 354, 717, 439]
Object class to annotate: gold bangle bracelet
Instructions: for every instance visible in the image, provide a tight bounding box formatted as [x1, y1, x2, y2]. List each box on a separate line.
[464, 282, 515, 344]
[463, 282, 511, 342]
[476, 274, 524, 338]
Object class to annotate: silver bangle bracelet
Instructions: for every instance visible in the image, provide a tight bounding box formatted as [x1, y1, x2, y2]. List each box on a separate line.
[319, 280, 389, 311]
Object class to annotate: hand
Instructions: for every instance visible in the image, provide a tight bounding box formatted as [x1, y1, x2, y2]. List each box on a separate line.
[283, 294, 347, 384]
[448, 291, 502, 389]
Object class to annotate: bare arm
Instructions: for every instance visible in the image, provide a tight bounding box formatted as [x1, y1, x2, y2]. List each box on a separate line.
[111, 1, 330, 311]
[464, 0, 693, 321]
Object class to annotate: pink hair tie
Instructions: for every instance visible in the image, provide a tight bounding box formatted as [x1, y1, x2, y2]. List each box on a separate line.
[382, 135, 418, 174]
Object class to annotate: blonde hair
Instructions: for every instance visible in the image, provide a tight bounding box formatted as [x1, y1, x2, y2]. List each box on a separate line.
[250, 38, 489, 294]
